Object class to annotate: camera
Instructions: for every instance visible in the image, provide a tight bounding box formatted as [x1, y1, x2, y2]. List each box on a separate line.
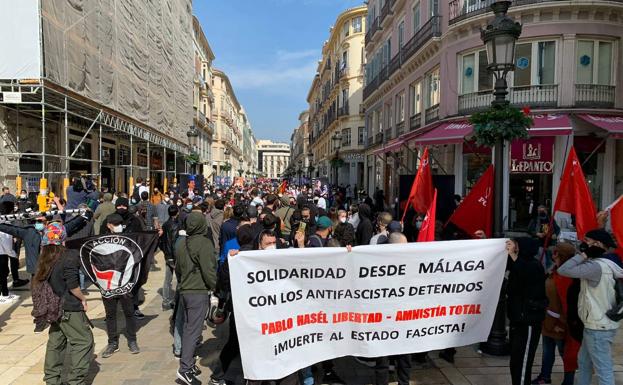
[578, 242, 589, 253]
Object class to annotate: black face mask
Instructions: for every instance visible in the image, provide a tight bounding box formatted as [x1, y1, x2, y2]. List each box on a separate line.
[585, 245, 606, 259]
[116, 208, 128, 217]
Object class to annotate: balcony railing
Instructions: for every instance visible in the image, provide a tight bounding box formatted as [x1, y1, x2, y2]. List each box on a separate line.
[458, 84, 559, 114]
[396, 121, 406, 137]
[449, 0, 497, 24]
[375, 132, 384, 145]
[380, 0, 394, 24]
[389, 53, 402, 77]
[402, 16, 441, 64]
[575, 84, 615, 108]
[425, 104, 440, 124]
[365, 17, 380, 45]
[338, 103, 350, 117]
[410, 113, 421, 131]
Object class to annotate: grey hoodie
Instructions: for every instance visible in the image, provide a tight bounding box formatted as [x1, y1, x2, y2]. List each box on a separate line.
[206, 208, 224, 255]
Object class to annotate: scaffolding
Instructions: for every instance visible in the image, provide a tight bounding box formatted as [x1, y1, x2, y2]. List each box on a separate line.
[0, 79, 190, 198]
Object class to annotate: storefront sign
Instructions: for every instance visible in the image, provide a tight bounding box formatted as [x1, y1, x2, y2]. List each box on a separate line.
[510, 137, 554, 174]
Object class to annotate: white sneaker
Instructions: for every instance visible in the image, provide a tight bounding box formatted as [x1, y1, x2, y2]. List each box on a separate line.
[0, 294, 17, 304]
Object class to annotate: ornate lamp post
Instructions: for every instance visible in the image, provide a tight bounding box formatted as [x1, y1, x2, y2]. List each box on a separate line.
[186, 125, 199, 175]
[331, 132, 342, 186]
[479, 0, 521, 357]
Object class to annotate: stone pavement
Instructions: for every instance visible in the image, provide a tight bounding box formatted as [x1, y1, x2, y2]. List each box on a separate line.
[0, 251, 622, 385]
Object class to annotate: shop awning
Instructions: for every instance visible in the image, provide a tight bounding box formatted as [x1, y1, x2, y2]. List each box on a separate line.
[529, 114, 572, 136]
[372, 138, 404, 156]
[413, 121, 473, 145]
[577, 114, 623, 138]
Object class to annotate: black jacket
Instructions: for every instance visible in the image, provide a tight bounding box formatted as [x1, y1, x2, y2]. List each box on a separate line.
[160, 216, 181, 265]
[49, 249, 83, 312]
[356, 204, 374, 246]
[507, 238, 547, 324]
[0, 212, 91, 274]
[99, 210, 143, 234]
[334, 222, 356, 246]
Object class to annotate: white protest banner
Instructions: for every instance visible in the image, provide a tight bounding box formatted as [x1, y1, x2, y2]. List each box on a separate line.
[229, 238, 507, 380]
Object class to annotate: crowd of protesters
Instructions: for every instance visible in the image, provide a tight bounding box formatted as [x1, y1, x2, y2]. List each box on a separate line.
[0, 174, 620, 385]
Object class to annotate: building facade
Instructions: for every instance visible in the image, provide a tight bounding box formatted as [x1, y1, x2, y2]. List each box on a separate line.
[257, 140, 291, 179]
[212, 69, 244, 183]
[241, 110, 259, 178]
[363, 0, 623, 232]
[290, 111, 311, 184]
[192, 16, 216, 178]
[307, 6, 368, 189]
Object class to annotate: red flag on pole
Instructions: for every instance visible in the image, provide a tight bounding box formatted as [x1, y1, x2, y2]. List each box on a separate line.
[447, 165, 495, 238]
[553, 147, 598, 241]
[401, 147, 434, 222]
[609, 195, 623, 257]
[417, 189, 437, 242]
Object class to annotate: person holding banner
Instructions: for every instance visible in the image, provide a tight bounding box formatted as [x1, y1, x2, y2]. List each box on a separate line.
[507, 238, 547, 385]
[175, 212, 217, 385]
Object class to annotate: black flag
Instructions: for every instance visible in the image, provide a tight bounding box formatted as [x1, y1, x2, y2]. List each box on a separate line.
[66, 232, 159, 298]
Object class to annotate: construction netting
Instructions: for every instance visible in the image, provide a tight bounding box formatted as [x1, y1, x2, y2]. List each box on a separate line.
[40, 0, 194, 144]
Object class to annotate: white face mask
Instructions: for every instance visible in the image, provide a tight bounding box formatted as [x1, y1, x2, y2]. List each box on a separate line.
[112, 224, 123, 233]
[339, 217, 347, 223]
[263, 245, 277, 250]
[20, 194, 26, 199]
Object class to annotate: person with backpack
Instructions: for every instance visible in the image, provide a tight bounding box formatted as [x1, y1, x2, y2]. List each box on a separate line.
[558, 228, 622, 385]
[131, 177, 148, 205]
[34, 222, 93, 385]
[99, 213, 141, 358]
[175, 212, 217, 385]
[301, 216, 332, 248]
[160, 205, 181, 310]
[137, 191, 157, 231]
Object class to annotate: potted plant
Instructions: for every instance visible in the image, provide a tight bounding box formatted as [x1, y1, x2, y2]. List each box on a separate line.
[469, 105, 533, 147]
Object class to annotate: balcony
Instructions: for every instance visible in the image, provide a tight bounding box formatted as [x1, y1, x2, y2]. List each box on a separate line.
[396, 121, 406, 137]
[338, 103, 349, 117]
[410, 113, 421, 131]
[380, 0, 395, 25]
[375, 132, 384, 145]
[425, 104, 440, 124]
[449, 0, 496, 25]
[389, 53, 402, 77]
[207, 121, 215, 134]
[365, 17, 380, 45]
[575, 84, 615, 108]
[458, 84, 559, 114]
[401, 16, 441, 64]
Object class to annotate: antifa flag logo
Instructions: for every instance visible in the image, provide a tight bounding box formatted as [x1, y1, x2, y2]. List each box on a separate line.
[68, 233, 158, 298]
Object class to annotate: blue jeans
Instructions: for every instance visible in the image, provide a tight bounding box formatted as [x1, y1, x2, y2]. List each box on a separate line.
[162, 265, 175, 307]
[577, 328, 617, 385]
[538, 335, 564, 380]
[299, 366, 314, 385]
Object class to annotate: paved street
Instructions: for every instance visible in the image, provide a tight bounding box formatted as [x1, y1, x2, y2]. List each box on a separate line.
[0, 251, 622, 385]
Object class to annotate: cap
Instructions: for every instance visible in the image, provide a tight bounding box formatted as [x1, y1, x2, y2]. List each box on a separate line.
[387, 221, 402, 233]
[41, 222, 66, 246]
[115, 197, 129, 208]
[106, 213, 124, 226]
[585, 228, 617, 248]
[316, 216, 332, 230]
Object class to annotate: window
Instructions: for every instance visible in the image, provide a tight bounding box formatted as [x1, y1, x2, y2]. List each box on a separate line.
[358, 126, 365, 145]
[342, 128, 351, 147]
[352, 17, 362, 33]
[343, 22, 350, 37]
[513, 40, 556, 87]
[409, 81, 422, 115]
[396, 92, 405, 123]
[342, 89, 348, 107]
[460, 50, 492, 94]
[426, 68, 440, 107]
[342, 51, 348, 69]
[429, 0, 438, 17]
[577, 40, 613, 85]
[398, 21, 405, 49]
[413, 2, 421, 32]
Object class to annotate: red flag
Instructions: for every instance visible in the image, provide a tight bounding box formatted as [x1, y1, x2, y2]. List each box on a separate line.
[278, 180, 288, 194]
[417, 189, 437, 242]
[402, 147, 434, 221]
[553, 147, 598, 240]
[447, 165, 495, 238]
[609, 195, 623, 257]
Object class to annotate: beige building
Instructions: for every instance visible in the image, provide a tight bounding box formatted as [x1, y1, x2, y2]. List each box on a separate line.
[212, 69, 244, 181]
[290, 111, 311, 183]
[307, 6, 367, 188]
[192, 16, 216, 177]
[257, 140, 291, 179]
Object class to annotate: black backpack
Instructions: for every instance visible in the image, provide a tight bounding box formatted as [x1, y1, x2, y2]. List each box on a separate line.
[606, 278, 623, 322]
[131, 185, 141, 204]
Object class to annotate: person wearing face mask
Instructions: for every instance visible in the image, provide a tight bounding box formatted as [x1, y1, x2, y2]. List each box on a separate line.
[333, 210, 355, 247]
[99, 197, 143, 234]
[528, 205, 560, 248]
[355, 203, 374, 247]
[370, 212, 392, 245]
[155, 194, 171, 230]
[558, 228, 622, 385]
[98, 213, 140, 358]
[93, 193, 115, 236]
[151, 187, 164, 205]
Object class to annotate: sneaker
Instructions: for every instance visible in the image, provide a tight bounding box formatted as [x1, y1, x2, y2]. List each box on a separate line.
[209, 377, 222, 385]
[134, 309, 145, 320]
[11, 278, 29, 288]
[0, 294, 18, 304]
[323, 371, 345, 385]
[177, 370, 201, 385]
[192, 364, 202, 376]
[128, 341, 140, 354]
[174, 351, 181, 359]
[102, 344, 119, 358]
[531, 375, 551, 384]
[34, 322, 49, 334]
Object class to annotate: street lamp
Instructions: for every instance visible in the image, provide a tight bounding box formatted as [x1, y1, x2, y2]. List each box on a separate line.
[187, 125, 199, 174]
[479, 0, 521, 357]
[331, 132, 342, 186]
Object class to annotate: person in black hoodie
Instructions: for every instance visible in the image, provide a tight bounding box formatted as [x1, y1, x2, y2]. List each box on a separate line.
[160, 205, 181, 310]
[356, 203, 374, 246]
[507, 237, 547, 385]
[99, 197, 143, 234]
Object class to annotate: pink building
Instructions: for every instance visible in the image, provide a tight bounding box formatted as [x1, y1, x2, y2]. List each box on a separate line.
[363, 0, 623, 232]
